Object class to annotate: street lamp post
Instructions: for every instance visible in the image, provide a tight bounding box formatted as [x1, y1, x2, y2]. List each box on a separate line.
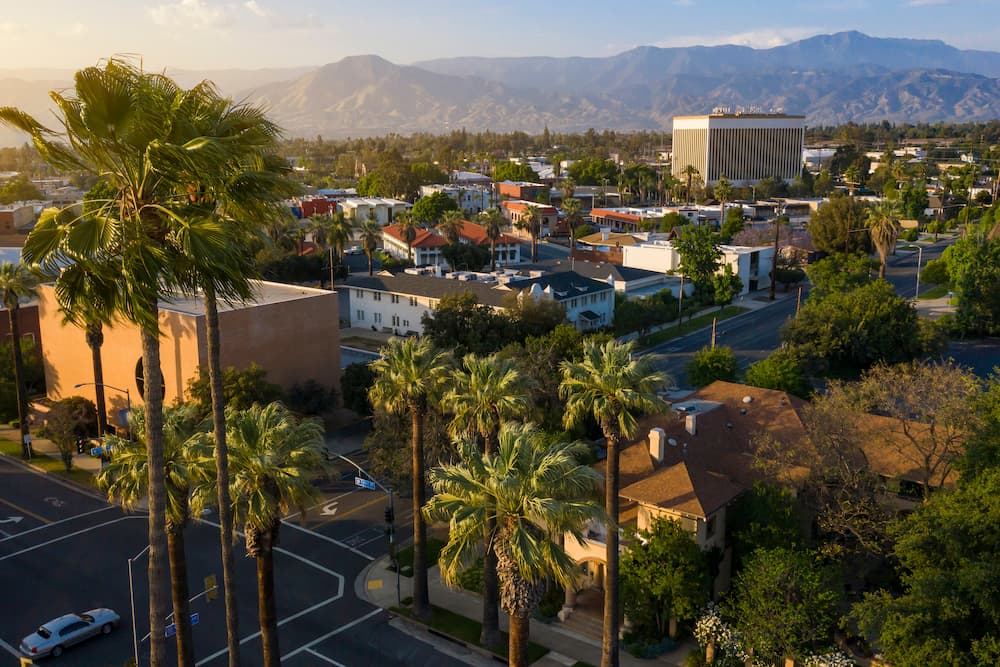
[74, 382, 131, 438]
[128, 544, 150, 667]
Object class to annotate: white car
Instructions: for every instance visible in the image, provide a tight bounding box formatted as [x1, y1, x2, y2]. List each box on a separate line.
[344, 246, 364, 255]
[20, 608, 120, 659]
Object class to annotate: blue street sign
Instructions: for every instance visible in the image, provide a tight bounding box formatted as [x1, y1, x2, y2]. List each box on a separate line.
[165, 623, 176, 638]
[191, 612, 200, 626]
[90, 446, 104, 457]
[354, 476, 376, 490]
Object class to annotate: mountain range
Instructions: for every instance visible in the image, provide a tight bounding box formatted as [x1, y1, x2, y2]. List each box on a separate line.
[3, 32, 1000, 146]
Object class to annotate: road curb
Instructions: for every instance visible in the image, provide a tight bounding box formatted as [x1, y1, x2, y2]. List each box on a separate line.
[0, 452, 107, 502]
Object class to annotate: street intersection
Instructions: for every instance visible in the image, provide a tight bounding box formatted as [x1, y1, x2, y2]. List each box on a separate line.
[0, 455, 455, 667]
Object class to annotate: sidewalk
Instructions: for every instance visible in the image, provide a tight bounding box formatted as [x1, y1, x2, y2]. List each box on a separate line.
[360, 553, 694, 667]
[0, 422, 105, 476]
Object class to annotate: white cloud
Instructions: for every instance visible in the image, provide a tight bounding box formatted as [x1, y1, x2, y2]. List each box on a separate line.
[656, 27, 823, 49]
[244, 0, 268, 18]
[907, 0, 951, 5]
[147, 0, 232, 30]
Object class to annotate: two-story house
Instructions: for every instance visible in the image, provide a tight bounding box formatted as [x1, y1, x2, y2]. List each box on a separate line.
[380, 219, 522, 269]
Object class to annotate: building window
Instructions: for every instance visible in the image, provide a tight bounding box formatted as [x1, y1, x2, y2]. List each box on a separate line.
[374, 312, 382, 324]
[391, 294, 400, 304]
[409, 297, 418, 306]
[402, 319, 409, 327]
[391, 315, 400, 326]
[373, 293, 382, 301]
[356, 310, 365, 321]
[355, 290, 363, 299]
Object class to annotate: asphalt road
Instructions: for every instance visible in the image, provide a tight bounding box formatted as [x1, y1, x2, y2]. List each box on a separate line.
[0, 455, 459, 667]
[642, 239, 953, 387]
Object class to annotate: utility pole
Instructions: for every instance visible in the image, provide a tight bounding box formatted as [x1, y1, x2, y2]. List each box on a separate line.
[770, 214, 784, 301]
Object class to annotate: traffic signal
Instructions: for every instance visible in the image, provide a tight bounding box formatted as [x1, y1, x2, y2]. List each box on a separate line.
[384, 506, 394, 524]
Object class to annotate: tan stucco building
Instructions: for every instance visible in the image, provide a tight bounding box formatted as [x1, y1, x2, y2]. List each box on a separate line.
[39, 281, 340, 426]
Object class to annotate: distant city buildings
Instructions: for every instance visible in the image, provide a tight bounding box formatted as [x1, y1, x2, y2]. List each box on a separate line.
[672, 113, 806, 187]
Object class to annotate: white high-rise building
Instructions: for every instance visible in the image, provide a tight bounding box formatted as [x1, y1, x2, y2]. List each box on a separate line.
[672, 113, 805, 187]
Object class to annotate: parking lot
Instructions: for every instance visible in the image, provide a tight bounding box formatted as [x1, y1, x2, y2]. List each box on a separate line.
[0, 456, 454, 667]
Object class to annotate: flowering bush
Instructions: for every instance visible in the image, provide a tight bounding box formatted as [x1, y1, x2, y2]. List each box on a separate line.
[693, 603, 752, 667]
[804, 651, 856, 667]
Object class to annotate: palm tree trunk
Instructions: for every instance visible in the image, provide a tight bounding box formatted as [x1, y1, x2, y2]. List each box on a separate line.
[410, 405, 430, 619]
[257, 531, 280, 667]
[141, 323, 170, 667]
[602, 432, 621, 667]
[8, 307, 30, 458]
[531, 234, 538, 263]
[508, 612, 530, 667]
[368, 252, 374, 276]
[205, 285, 241, 667]
[86, 322, 107, 434]
[481, 431, 500, 648]
[167, 523, 195, 667]
[490, 240, 496, 271]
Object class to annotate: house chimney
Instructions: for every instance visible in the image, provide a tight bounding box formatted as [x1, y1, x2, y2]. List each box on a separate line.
[648, 427, 666, 463]
[685, 414, 697, 436]
[601, 228, 609, 241]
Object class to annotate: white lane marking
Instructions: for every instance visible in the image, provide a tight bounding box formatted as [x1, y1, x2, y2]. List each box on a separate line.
[0, 506, 118, 543]
[285, 489, 359, 521]
[0, 635, 20, 658]
[0, 516, 143, 561]
[305, 648, 346, 666]
[0, 529, 9, 538]
[280, 520, 375, 561]
[280, 608, 383, 662]
[194, 596, 340, 666]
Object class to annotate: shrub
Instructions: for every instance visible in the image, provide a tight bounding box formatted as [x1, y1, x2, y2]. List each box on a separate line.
[687, 346, 737, 387]
[900, 228, 919, 242]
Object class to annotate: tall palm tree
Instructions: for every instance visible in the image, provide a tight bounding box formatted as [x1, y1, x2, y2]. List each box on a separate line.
[0, 261, 38, 458]
[561, 177, 577, 206]
[425, 423, 604, 667]
[517, 204, 543, 263]
[714, 176, 733, 224]
[325, 211, 354, 286]
[221, 402, 327, 667]
[359, 218, 381, 276]
[395, 211, 419, 263]
[681, 165, 700, 204]
[867, 203, 899, 279]
[6, 59, 247, 666]
[477, 208, 505, 271]
[369, 337, 452, 619]
[438, 209, 465, 246]
[100, 405, 212, 667]
[560, 340, 669, 667]
[446, 354, 531, 648]
[563, 198, 584, 252]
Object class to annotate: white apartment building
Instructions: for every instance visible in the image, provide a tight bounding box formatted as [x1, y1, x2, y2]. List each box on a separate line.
[338, 197, 410, 225]
[672, 113, 806, 187]
[343, 269, 615, 335]
[417, 184, 498, 217]
[622, 240, 774, 294]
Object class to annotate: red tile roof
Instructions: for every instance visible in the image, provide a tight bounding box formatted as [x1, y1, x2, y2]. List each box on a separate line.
[381, 224, 447, 249]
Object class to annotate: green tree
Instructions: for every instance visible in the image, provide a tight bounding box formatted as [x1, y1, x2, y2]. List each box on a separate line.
[411, 190, 459, 224]
[446, 353, 530, 648]
[563, 197, 584, 251]
[437, 209, 465, 246]
[718, 207, 745, 243]
[713, 176, 733, 215]
[566, 157, 619, 186]
[726, 482, 804, 574]
[421, 292, 517, 356]
[358, 217, 381, 276]
[517, 203, 543, 263]
[0, 338, 43, 423]
[686, 346, 737, 387]
[712, 264, 742, 309]
[186, 364, 284, 420]
[621, 518, 709, 640]
[945, 235, 1000, 336]
[424, 423, 603, 667]
[340, 361, 375, 416]
[681, 165, 700, 203]
[560, 340, 669, 667]
[102, 405, 212, 667]
[0, 261, 38, 458]
[476, 208, 505, 271]
[900, 181, 929, 220]
[782, 280, 920, 375]
[494, 161, 537, 183]
[0, 172, 42, 203]
[807, 194, 869, 256]
[44, 396, 98, 471]
[804, 254, 873, 298]
[727, 548, 843, 664]
[674, 224, 723, 294]
[503, 291, 567, 339]
[744, 349, 811, 398]
[215, 402, 327, 667]
[659, 211, 689, 233]
[854, 468, 1000, 667]
[393, 211, 419, 264]
[369, 337, 452, 619]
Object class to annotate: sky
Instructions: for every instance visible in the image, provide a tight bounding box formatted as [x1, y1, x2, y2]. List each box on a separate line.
[0, 0, 995, 71]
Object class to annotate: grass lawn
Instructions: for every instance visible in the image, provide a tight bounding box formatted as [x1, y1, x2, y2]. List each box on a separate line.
[391, 537, 446, 575]
[918, 284, 950, 300]
[639, 306, 748, 348]
[392, 603, 549, 663]
[0, 438, 99, 489]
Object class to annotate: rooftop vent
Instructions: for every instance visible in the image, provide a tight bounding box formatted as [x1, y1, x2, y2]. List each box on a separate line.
[742, 396, 753, 404]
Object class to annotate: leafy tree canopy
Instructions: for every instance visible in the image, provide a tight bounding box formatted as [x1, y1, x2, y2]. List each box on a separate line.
[744, 348, 811, 398]
[805, 253, 873, 298]
[186, 363, 283, 421]
[686, 346, 737, 387]
[674, 224, 722, 293]
[807, 194, 871, 256]
[566, 157, 619, 186]
[0, 173, 41, 204]
[493, 161, 537, 183]
[411, 190, 459, 224]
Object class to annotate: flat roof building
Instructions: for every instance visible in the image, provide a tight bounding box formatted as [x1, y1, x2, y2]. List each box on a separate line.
[672, 113, 805, 187]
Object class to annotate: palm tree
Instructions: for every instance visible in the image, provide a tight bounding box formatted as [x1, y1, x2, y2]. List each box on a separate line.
[517, 204, 543, 263]
[681, 165, 700, 204]
[560, 340, 669, 667]
[561, 177, 576, 206]
[359, 218, 381, 276]
[446, 354, 531, 648]
[563, 198, 584, 252]
[425, 423, 604, 667]
[714, 176, 733, 224]
[844, 164, 861, 196]
[100, 405, 211, 667]
[867, 203, 899, 279]
[477, 208, 505, 271]
[0, 261, 38, 458]
[221, 402, 327, 667]
[369, 337, 452, 619]
[6, 60, 251, 666]
[395, 211, 419, 263]
[438, 209, 465, 246]
[326, 211, 354, 286]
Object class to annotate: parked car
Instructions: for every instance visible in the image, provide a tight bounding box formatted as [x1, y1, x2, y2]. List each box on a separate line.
[344, 246, 364, 255]
[20, 608, 120, 659]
